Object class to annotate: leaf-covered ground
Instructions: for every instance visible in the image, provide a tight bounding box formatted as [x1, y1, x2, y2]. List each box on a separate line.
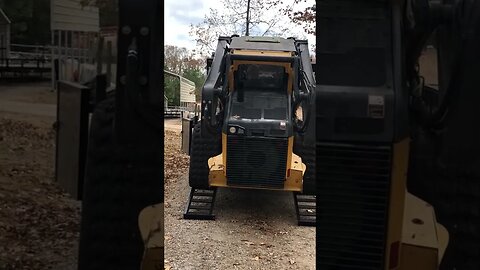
[164, 129, 190, 185]
[0, 116, 80, 270]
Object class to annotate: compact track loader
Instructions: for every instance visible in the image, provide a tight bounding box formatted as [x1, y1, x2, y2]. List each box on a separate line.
[183, 35, 317, 225]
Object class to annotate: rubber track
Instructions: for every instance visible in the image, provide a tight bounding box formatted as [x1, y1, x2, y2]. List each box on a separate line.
[436, 169, 480, 270]
[188, 122, 221, 189]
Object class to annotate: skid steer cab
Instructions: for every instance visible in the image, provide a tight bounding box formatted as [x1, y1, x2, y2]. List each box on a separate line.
[184, 36, 316, 225]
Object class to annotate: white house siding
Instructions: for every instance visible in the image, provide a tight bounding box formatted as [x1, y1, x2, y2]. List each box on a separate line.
[180, 77, 196, 103]
[51, 0, 99, 32]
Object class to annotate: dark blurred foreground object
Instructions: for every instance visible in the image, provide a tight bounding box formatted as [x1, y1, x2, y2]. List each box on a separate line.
[71, 0, 164, 269]
[315, 0, 480, 269]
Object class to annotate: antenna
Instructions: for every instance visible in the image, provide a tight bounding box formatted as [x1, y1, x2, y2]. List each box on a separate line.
[245, 0, 251, 36]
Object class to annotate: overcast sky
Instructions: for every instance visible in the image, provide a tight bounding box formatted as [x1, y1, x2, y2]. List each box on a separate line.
[164, 0, 316, 54]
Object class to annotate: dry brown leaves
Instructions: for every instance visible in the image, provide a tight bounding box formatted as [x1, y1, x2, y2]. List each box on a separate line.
[0, 118, 55, 147]
[164, 130, 189, 185]
[0, 117, 80, 269]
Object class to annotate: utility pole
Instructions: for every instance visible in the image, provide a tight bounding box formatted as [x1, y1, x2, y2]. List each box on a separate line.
[245, 0, 251, 36]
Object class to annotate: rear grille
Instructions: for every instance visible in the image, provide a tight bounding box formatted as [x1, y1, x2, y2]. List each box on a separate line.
[317, 142, 392, 270]
[226, 136, 288, 188]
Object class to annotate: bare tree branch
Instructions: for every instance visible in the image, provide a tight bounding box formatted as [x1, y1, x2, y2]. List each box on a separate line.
[190, 0, 314, 56]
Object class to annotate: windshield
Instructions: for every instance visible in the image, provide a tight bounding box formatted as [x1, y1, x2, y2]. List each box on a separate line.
[229, 64, 288, 121]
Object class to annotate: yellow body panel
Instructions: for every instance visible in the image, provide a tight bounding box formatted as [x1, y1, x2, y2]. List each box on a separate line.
[138, 203, 163, 270]
[385, 139, 410, 269]
[286, 137, 294, 174]
[399, 193, 449, 270]
[384, 138, 449, 269]
[222, 133, 227, 166]
[208, 153, 304, 191]
[400, 245, 439, 270]
[284, 153, 305, 192]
